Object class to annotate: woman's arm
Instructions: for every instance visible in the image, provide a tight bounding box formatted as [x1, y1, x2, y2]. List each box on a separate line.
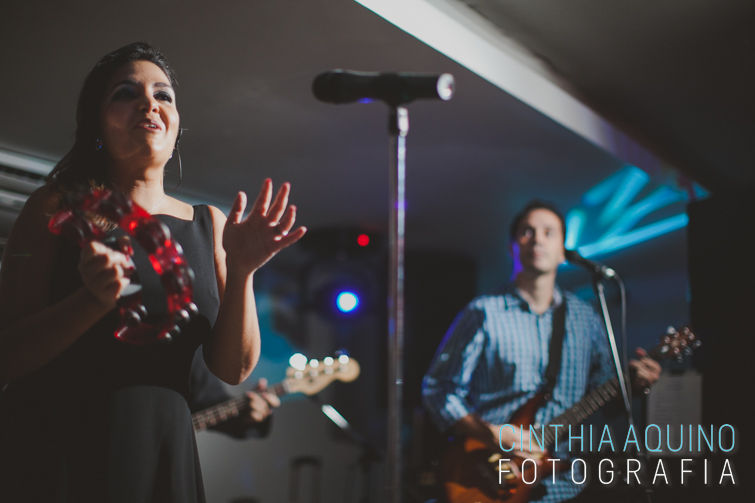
[205, 180, 306, 385]
[0, 186, 131, 384]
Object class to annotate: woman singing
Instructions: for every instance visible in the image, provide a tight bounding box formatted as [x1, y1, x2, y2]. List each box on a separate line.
[0, 42, 306, 502]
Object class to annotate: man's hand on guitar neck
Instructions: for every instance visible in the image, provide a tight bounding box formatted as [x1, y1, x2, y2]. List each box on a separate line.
[629, 347, 662, 393]
[242, 378, 281, 424]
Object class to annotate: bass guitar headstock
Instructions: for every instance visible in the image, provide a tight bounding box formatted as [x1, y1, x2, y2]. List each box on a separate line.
[284, 354, 361, 395]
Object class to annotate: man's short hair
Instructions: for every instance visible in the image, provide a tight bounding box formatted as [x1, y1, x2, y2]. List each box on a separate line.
[508, 200, 566, 243]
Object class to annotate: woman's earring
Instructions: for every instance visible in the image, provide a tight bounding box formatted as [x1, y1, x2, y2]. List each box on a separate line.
[175, 128, 184, 186]
[95, 138, 104, 151]
[177, 147, 183, 186]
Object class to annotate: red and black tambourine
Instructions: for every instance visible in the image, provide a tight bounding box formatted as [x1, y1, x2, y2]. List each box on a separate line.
[48, 187, 198, 344]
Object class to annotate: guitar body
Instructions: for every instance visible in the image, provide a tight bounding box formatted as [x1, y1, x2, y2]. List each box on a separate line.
[441, 391, 557, 503]
[442, 438, 558, 503]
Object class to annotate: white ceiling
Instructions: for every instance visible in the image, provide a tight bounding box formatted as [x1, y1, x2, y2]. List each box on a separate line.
[0, 0, 751, 276]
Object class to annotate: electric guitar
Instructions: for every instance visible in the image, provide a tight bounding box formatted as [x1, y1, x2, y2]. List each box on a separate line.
[192, 355, 360, 432]
[441, 325, 700, 503]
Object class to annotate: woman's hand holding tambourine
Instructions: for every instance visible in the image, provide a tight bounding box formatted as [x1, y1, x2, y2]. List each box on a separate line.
[78, 240, 133, 309]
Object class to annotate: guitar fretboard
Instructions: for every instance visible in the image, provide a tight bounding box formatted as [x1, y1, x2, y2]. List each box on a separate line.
[542, 378, 621, 447]
[192, 382, 287, 432]
[542, 345, 667, 448]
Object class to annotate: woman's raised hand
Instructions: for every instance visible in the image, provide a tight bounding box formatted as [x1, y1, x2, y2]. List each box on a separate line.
[223, 179, 307, 275]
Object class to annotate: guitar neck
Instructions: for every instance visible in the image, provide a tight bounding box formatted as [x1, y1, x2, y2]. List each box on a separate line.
[192, 381, 289, 432]
[542, 378, 621, 447]
[542, 345, 666, 448]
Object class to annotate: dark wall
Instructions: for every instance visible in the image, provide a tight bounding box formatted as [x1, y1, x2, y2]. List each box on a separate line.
[686, 194, 754, 502]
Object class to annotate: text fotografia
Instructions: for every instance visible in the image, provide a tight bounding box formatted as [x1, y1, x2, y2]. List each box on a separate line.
[496, 423, 738, 487]
[497, 457, 735, 487]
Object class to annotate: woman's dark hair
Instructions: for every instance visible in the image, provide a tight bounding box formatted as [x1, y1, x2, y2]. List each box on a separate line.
[508, 199, 566, 243]
[47, 42, 178, 189]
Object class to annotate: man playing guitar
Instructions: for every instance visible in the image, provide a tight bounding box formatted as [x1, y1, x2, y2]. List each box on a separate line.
[188, 348, 280, 438]
[422, 200, 661, 502]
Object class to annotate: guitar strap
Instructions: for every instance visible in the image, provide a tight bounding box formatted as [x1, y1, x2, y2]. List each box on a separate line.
[542, 299, 567, 397]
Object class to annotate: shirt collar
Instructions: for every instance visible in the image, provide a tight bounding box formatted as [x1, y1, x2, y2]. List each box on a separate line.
[501, 283, 563, 312]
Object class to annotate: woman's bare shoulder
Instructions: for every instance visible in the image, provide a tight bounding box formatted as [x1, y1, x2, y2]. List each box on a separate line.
[162, 195, 195, 220]
[205, 204, 227, 223]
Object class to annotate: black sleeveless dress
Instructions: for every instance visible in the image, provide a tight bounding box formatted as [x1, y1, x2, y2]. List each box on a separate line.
[0, 205, 220, 503]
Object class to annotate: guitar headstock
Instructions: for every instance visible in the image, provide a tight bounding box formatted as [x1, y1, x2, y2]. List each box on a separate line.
[284, 354, 361, 395]
[651, 325, 701, 362]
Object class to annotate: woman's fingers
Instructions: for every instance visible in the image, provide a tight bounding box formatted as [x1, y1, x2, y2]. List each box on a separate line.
[229, 191, 248, 224]
[224, 179, 305, 273]
[249, 178, 273, 217]
[276, 205, 297, 235]
[274, 226, 307, 248]
[266, 182, 291, 224]
[80, 241, 131, 269]
[78, 241, 132, 305]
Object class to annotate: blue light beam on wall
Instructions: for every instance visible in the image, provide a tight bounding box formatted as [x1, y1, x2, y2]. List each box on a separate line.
[598, 167, 649, 226]
[565, 209, 586, 250]
[577, 213, 689, 259]
[582, 168, 627, 207]
[602, 186, 684, 239]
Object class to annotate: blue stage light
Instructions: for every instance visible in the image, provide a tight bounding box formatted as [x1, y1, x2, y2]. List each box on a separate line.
[336, 291, 360, 313]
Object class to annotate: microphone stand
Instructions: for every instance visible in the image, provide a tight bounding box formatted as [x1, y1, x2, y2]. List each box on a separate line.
[592, 275, 632, 423]
[387, 106, 408, 503]
[591, 272, 653, 503]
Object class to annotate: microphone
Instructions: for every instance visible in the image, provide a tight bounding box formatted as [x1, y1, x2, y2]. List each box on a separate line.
[564, 250, 617, 279]
[312, 69, 455, 106]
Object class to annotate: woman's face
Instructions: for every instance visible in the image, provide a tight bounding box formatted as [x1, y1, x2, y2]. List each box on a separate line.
[100, 60, 179, 169]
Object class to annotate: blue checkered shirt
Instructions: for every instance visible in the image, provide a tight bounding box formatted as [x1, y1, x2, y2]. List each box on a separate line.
[422, 285, 613, 502]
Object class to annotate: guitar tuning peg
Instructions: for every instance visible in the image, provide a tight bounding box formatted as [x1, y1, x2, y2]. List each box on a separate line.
[288, 353, 308, 371]
[666, 326, 677, 334]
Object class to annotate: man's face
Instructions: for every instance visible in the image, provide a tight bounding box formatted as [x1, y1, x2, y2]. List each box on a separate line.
[511, 208, 566, 276]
